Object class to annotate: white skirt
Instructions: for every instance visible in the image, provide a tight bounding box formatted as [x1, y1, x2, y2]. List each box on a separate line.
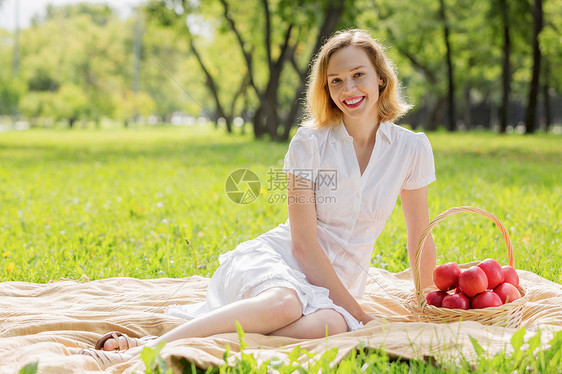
[166, 239, 363, 331]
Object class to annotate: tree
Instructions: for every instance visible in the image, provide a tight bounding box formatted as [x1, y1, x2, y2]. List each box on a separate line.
[524, 0, 543, 133]
[113, 90, 156, 126]
[145, 0, 348, 140]
[438, 0, 456, 131]
[0, 76, 26, 116]
[135, 12, 200, 121]
[19, 92, 54, 126]
[539, 0, 562, 132]
[50, 84, 88, 127]
[498, 0, 511, 133]
[285, 0, 345, 139]
[20, 6, 120, 125]
[213, 0, 300, 139]
[360, 0, 543, 132]
[224, 0, 349, 140]
[14, 2, 177, 126]
[41, 3, 113, 26]
[360, 0, 448, 130]
[145, 0, 251, 130]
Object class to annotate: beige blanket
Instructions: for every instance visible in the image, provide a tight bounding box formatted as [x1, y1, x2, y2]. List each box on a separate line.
[1, 265, 560, 373]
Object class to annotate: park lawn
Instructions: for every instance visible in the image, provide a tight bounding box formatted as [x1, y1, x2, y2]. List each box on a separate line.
[1, 125, 561, 373]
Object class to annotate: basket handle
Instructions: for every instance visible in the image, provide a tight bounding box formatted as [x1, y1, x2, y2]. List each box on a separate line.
[413, 206, 514, 306]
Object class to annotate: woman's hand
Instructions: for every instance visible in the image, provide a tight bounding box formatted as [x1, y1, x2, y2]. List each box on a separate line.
[357, 311, 376, 325]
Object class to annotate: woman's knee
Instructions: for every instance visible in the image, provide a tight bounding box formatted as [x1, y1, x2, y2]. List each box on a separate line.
[313, 310, 348, 337]
[325, 312, 348, 336]
[258, 287, 303, 324]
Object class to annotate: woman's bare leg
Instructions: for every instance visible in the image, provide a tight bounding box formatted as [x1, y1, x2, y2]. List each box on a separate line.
[102, 287, 303, 354]
[268, 309, 348, 339]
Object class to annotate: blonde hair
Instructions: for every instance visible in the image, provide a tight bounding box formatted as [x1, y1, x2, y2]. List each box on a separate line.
[305, 29, 411, 128]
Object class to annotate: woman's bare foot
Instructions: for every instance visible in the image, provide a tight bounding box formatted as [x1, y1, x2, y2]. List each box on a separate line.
[95, 331, 157, 351]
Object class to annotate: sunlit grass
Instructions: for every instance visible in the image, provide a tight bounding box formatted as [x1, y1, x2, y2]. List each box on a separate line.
[0, 125, 560, 284]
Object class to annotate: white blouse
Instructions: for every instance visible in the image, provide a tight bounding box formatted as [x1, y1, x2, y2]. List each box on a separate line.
[256, 121, 436, 297]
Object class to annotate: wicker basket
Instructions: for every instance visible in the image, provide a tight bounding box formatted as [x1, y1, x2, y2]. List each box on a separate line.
[405, 206, 528, 328]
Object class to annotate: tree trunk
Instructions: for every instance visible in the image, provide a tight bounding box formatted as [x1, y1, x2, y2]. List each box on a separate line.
[253, 106, 265, 138]
[265, 85, 280, 140]
[254, 77, 281, 140]
[282, 88, 304, 140]
[463, 84, 471, 130]
[499, 0, 511, 134]
[425, 96, 447, 131]
[251, 22, 293, 140]
[543, 59, 551, 132]
[187, 38, 231, 132]
[524, 0, 543, 134]
[438, 0, 455, 131]
[284, 0, 345, 139]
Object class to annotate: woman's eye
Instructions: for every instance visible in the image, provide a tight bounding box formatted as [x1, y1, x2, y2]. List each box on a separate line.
[354, 72, 364, 78]
[330, 78, 341, 84]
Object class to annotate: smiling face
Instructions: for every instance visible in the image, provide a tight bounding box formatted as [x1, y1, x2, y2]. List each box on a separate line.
[326, 46, 383, 124]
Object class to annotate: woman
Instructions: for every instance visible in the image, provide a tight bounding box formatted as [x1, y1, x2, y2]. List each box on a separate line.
[82, 28, 436, 365]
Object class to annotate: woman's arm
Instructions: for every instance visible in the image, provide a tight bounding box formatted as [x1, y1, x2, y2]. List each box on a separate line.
[287, 173, 373, 325]
[400, 186, 437, 289]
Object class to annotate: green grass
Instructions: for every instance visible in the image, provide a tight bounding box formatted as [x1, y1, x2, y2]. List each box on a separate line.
[140, 323, 562, 374]
[2, 125, 561, 372]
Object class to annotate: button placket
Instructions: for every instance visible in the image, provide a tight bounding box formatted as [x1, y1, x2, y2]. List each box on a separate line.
[349, 177, 362, 235]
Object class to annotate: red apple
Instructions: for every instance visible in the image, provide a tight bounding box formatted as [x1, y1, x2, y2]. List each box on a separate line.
[426, 290, 449, 307]
[501, 265, 519, 287]
[494, 282, 521, 304]
[477, 258, 504, 289]
[433, 262, 461, 291]
[471, 290, 503, 309]
[442, 293, 470, 310]
[458, 266, 488, 297]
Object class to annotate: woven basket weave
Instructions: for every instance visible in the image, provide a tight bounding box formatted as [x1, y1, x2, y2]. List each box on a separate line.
[405, 206, 528, 328]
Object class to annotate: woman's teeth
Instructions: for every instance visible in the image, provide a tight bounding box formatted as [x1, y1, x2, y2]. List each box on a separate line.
[344, 97, 364, 107]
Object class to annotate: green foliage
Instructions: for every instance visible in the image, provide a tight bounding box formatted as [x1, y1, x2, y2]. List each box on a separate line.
[0, 75, 26, 115]
[18, 361, 38, 374]
[219, 322, 341, 373]
[0, 2, 192, 123]
[52, 84, 89, 123]
[541, 0, 562, 91]
[218, 324, 562, 373]
[355, 0, 561, 129]
[113, 90, 157, 122]
[463, 329, 562, 373]
[1, 0, 560, 131]
[42, 2, 114, 26]
[140, 341, 173, 374]
[18, 84, 89, 127]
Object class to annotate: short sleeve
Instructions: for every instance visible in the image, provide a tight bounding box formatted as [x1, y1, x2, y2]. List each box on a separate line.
[282, 127, 319, 182]
[402, 133, 436, 190]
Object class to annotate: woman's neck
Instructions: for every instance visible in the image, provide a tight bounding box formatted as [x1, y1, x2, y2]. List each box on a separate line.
[343, 116, 380, 147]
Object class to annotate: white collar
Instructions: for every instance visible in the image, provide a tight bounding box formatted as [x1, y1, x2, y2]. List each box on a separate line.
[329, 121, 392, 145]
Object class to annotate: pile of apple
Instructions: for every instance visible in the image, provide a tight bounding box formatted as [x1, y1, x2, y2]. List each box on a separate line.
[426, 258, 521, 310]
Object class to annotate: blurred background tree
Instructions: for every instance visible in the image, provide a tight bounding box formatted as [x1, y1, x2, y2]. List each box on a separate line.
[0, 0, 560, 137]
